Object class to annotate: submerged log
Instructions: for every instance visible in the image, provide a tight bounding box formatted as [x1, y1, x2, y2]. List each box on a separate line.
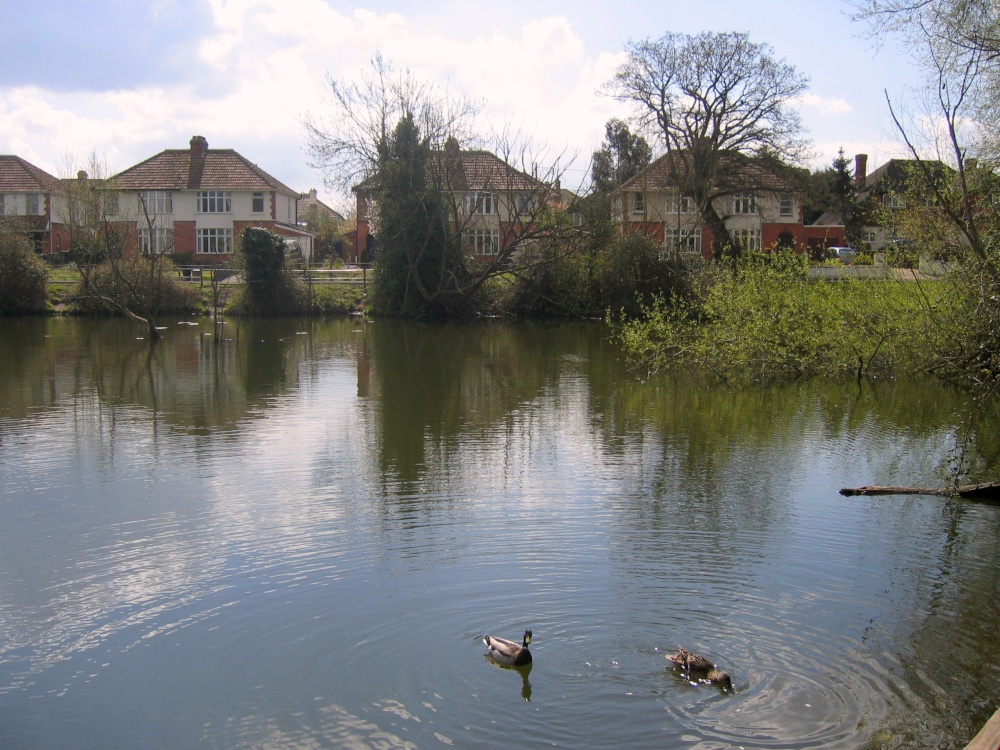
[839, 482, 1000, 500]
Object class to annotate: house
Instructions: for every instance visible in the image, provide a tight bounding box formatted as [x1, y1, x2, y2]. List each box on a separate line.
[616, 151, 807, 257]
[352, 138, 549, 265]
[110, 136, 313, 262]
[0, 155, 70, 253]
[852, 153, 954, 253]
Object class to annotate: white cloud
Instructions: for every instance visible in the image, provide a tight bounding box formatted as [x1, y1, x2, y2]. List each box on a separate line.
[797, 93, 853, 115]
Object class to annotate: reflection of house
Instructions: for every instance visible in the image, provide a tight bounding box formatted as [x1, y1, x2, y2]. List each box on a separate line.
[616, 152, 807, 257]
[0, 155, 70, 253]
[352, 138, 548, 265]
[111, 136, 314, 261]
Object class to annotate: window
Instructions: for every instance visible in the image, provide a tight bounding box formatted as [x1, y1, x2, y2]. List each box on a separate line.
[25, 193, 40, 215]
[884, 193, 906, 209]
[140, 227, 174, 255]
[464, 228, 499, 255]
[103, 195, 118, 216]
[0, 195, 5, 215]
[196, 227, 233, 254]
[631, 192, 645, 214]
[140, 191, 172, 214]
[667, 194, 695, 213]
[664, 228, 702, 254]
[515, 193, 535, 215]
[197, 191, 232, 213]
[252, 192, 265, 213]
[732, 192, 757, 215]
[779, 194, 794, 217]
[463, 191, 496, 215]
[731, 228, 761, 252]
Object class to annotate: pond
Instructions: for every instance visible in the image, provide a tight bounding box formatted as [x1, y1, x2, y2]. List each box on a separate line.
[1, 316, 999, 749]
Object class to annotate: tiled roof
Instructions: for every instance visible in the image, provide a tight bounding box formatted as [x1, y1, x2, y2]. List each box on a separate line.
[113, 148, 297, 194]
[353, 147, 544, 193]
[858, 159, 952, 197]
[620, 151, 792, 193]
[0, 156, 63, 192]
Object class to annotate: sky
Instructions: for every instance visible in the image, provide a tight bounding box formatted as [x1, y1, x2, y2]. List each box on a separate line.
[0, 0, 930, 213]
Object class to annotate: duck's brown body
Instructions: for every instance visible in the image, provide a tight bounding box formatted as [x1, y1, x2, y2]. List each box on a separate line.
[484, 629, 532, 666]
[667, 647, 732, 690]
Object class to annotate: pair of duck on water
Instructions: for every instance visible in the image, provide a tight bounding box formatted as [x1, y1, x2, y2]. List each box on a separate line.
[482, 631, 733, 691]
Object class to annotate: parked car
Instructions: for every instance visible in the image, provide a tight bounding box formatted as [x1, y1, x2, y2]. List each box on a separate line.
[828, 246, 857, 264]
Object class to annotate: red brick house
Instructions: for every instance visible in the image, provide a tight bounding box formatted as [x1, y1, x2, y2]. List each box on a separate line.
[110, 136, 313, 262]
[0, 155, 71, 253]
[616, 151, 809, 257]
[352, 138, 549, 265]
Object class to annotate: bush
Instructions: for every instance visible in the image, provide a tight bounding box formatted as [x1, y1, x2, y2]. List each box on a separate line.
[0, 226, 49, 314]
[70, 257, 202, 315]
[617, 249, 932, 381]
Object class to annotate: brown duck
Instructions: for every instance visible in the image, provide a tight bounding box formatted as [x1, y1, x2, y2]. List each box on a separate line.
[666, 647, 732, 690]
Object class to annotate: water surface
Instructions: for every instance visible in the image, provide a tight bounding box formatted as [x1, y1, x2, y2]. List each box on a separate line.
[1, 316, 998, 749]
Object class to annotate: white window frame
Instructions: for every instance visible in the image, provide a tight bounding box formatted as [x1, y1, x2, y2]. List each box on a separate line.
[0, 194, 5, 215]
[197, 190, 232, 213]
[140, 227, 174, 255]
[196, 227, 233, 254]
[667, 194, 695, 214]
[731, 228, 761, 252]
[464, 228, 499, 255]
[732, 192, 757, 215]
[463, 191, 496, 215]
[664, 228, 702, 254]
[779, 194, 794, 217]
[515, 193, 535, 215]
[252, 192, 265, 213]
[25, 193, 41, 215]
[140, 191, 173, 215]
[631, 191, 645, 215]
[884, 193, 906, 209]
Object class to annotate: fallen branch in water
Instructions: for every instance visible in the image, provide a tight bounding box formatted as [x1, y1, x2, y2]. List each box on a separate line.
[839, 482, 1000, 500]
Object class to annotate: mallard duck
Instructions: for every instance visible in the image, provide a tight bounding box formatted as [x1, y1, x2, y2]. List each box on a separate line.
[667, 647, 732, 690]
[483, 629, 532, 666]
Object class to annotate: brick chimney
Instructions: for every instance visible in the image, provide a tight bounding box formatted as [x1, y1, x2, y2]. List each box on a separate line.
[190, 135, 208, 158]
[855, 153, 868, 188]
[188, 135, 208, 188]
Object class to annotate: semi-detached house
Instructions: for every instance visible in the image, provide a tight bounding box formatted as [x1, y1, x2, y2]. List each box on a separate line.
[0, 155, 68, 253]
[111, 136, 312, 261]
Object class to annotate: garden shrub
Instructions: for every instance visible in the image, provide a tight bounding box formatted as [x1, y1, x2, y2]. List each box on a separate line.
[0, 227, 49, 315]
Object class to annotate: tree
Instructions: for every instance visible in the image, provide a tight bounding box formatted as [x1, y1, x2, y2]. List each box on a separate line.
[591, 118, 652, 195]
[305, 54, 577, 317]
[0, 220, 49, 314]
[606, 31, 809, 258]
[59, 155, 196, 339]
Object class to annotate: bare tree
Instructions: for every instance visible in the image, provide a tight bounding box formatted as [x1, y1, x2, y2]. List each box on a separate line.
[606, 31, 809, 257]
[303, 54, 579, 316]
[59, 154, 192, 339]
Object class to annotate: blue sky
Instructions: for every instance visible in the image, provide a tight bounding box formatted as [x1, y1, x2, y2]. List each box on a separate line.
[0, 0, 928, 211]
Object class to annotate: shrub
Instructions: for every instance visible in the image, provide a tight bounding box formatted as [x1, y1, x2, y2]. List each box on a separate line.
[70, 257, 202, 315]
[0, 225, 49, 314]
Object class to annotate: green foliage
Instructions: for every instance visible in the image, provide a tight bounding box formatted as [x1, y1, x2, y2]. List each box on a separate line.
[498, 231, 695, 318]
[591, 119, 653, 195]
[370, 113, 461, 317]
[617, 251, 936, 381]
[70, 258, 201, 315]
[235, 227, 299, 315]
[0, 225, 49, 314]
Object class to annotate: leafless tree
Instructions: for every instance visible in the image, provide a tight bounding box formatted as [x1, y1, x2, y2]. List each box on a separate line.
[606, 31, 810, 257]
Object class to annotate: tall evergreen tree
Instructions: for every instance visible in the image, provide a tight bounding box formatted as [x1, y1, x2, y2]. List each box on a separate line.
[591, 119, 652, 195]
[372, 113, 460, 317]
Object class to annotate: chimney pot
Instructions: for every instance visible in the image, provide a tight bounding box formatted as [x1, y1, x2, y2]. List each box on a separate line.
[855, 154, 868, 187]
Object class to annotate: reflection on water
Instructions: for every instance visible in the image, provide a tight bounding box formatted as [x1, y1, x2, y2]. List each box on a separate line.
[1, 316, 999, 749]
